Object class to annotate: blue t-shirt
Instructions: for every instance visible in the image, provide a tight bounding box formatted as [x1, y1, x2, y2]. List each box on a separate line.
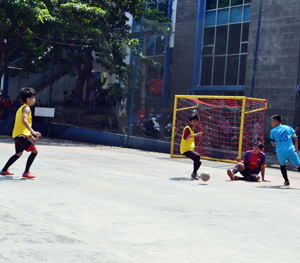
[270, 125, 297, 154]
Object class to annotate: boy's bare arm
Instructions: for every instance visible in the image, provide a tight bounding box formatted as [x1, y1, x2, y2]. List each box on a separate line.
[22, 107, 41, 138]
[186, 132, 203, 139]
[261, 165, 269, 182]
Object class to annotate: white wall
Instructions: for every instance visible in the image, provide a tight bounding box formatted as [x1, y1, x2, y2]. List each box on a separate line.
[7, 72, 77, 104]
[7, 71, 43, 101]
[37, 75, 77, 104]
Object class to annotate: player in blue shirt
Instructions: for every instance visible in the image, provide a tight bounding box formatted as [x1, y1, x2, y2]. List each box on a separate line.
[270, 115, 300, 186]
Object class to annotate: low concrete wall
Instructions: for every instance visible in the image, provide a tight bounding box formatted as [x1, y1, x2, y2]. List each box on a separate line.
[0, 113, 171, 154]
[49, 123, 170, 153]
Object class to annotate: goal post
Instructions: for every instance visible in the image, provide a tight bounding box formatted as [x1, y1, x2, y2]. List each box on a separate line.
[170, 95, 268, 163]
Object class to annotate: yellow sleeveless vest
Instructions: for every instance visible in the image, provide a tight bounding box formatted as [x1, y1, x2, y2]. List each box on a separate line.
[180, 126, 195, 154]
[12, 104, 32, 138]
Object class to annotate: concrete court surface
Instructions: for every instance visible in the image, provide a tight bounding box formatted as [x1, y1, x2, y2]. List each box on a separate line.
[1, 136, 300, 263]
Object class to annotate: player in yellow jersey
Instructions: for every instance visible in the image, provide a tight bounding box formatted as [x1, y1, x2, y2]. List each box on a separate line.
[0, 87, 41, 179]
[180, 114, 203, 180]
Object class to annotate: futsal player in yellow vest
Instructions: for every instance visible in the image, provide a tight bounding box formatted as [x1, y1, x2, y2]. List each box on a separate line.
[180, 114, 203, 180]
[0, 87, 41, 179]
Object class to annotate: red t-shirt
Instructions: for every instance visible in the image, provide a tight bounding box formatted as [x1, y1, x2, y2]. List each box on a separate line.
[137, 110, 146, 121]
[183, 126, 191, 140]
[6, 100, 12, 109]
[243, 150, 266, 174]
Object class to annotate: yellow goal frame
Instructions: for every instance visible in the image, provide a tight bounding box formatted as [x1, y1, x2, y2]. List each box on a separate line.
[170, 95, 268, 163]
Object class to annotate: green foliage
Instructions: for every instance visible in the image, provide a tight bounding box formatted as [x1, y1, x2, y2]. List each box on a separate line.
[0, 0, 53, 76]
[0, 0, 171, 104]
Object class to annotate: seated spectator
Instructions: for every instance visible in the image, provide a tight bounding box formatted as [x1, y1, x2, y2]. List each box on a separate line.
[4, 96, 13, 110]
[149, 107, 155, 119]
[63, 89, 69, 99]
[71, 89, 79, 105]
[13, 96, 22, 109]
[63, 89, 73, 106]
[156, 107, 164, 120]
[0, 94, 5, 107]
[0, 106, 6, 122]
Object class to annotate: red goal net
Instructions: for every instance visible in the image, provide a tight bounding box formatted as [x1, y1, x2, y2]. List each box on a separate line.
[171, 96, 267, 162]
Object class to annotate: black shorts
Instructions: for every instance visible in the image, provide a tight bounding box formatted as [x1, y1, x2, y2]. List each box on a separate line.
[14, 136, 36, 153]
[240, 167, 258, 181]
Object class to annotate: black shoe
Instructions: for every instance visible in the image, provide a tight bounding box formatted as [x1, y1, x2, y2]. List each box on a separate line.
[191, 173, 200, 180]
[284, 180, 290, 186]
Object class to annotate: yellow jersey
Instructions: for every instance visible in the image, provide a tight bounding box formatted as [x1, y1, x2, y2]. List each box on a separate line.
[12, 104, 32, 138]
[180, 126, 195, 154]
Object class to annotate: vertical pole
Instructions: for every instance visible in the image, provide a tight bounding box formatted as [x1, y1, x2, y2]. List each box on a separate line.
[238, 97, 246, 158]
[251, 0, 264, 97]
[49, 24, 57, 106]
[2, 72, 9, 96]
[162, 0, 173, 107]
[126, 16, 144, 147]
[18, 70, 21, 92]
[192, 0, 205, 94]
[170, 95, 178, 157]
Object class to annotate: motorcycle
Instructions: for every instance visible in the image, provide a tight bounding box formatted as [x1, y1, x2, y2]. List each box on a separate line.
[144, 117, 161, 139]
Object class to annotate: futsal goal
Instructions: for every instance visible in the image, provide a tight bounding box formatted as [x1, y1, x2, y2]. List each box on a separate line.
[171, 96, 268, 163]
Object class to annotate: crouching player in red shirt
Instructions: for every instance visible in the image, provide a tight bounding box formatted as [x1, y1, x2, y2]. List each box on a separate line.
[227, 141, 269, 182]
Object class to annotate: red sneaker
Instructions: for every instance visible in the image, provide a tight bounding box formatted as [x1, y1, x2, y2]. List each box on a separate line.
[22, 172, 35, 179]
[0, 169, 14, 175]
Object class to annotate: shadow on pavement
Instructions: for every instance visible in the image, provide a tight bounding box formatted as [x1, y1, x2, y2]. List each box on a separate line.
[256, 185, 300, 191]
[0, 176, 23, 181]
[169, 177, 193, 181]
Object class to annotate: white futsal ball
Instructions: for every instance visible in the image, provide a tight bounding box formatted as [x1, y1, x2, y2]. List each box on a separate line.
[200, 172, 210, 182]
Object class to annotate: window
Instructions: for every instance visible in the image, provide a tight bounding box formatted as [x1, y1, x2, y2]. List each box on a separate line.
[146, 38, 155, 56]
[243, 5, 251, 21]
[146, 36, 165, 56]
[147, 0, 168, 15]
[226, 55, 239, 85]
[228, 24, 241, 54]
[215, 26, 228, 55]
[206, 0, 217, 10]
[134, 1, 168, 31]
[205, 11, 216, 27]
[242, 22, 249, 42]
[218, 0, 229, 8]
[239, 54, 247, 85]
[230, 6, 243, 23]
[217, 9, 229, 25]
[213, 56, 226, 85]
[203, 27, 215, 45]
[231, 0, 243, 6]
[201, 57, 213, 85]
[200, 1, 251, 86]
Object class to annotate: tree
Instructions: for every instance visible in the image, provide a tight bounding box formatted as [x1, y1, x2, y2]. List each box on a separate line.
[0, 0, 52, 79]
[52, 0, 147, 100]
[0, 0, 171, 102]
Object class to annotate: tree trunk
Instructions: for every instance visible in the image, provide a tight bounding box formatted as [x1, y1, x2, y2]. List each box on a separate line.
[73, 47, 93, 101]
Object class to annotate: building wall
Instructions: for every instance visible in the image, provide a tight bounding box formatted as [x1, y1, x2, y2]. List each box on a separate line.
[6, 71, 43, 102]
[245, 0, 300, 134]
[170, 0, 199, 103]
[7, 72, 77, 104]
[171, 0, 300, 141]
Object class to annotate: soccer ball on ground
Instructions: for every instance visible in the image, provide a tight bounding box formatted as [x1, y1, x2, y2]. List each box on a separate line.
[200, 172, 210, 182]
